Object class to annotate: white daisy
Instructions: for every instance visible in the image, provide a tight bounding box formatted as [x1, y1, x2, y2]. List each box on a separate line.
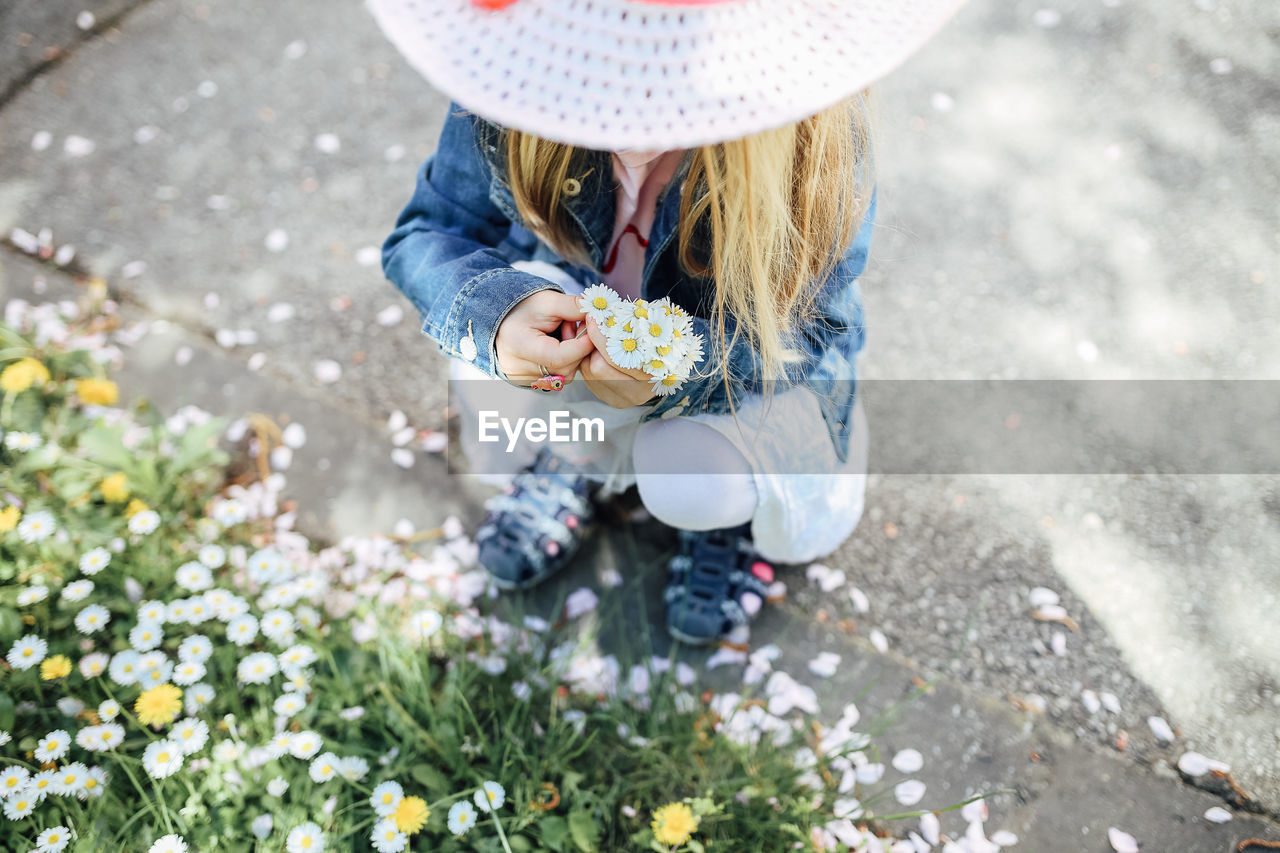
[225, 614, 259, 646]
[252, 814, 274, 839]
[288, 731, 322, 759]
[279, 643, 317, 668]
[138, 656, 174, 689]
[74, 604, 110, 634]
[639, 352, 678, 378]
[108, 650, 141, 684]
[578, 284, 624, 324]
[143, 739, 184, 779]
[371, 819, 407, 853]
[78, 652, 109, 678]
[338, 756, 369, 781]
[184, 682, 215, 714]
[34, 730, 71, 763]
[605, 328, 646, 370]
[78, 546, 111, 575]
[128, 617, 163, 650]
[177, 634, 213, 663]
[28, 769, 56, 797]
[210, 498, 246, 526]
[98, 699, 121, 721]
[3, 792, 37, 819]
[236, 651, 278, 685]
[61, 580, 94, 603]
[175, 561, 213, 591]
[649, 372, 685, 396]
[184, 596, 212, 624]
[267, 775, 289, 796]
[137, 599, 168, 624]
[338, 706, 365, 721]
[128, 509, 161, 535]
[149, 834, 188, 853]
[16, 510, 56, 543]
[212, 740, 243, 763]
[260, 609, 295, 641]
[286, 822, 325, 853]
[17, 585, 49, 606]
[6, 634, 47, 670]
[166, 598, 192, 623]
[635, 309, 675, 356]
[474, 780, 506, 812]
[0, 766, 30, 795]
[80, 765, 108, 799]
[370, 780, 404, 816]
[36, 825, 72, 852]
[0, 731, 10, 746]
[51, 762, 88, 796]
[308, 753, 339, 783]
[273, 693, 306, 717]
[217, 595, 250, 621]
[172, 718, 209, 755]
[172, 659, 206, 686]
[76, 723, 124, 752]
[448, 800, 478, 836]
[197, 544, 225, 568]
[3, 431, 41, 451]
[57, 697, 85, 717]
[247, 548, 287, 584]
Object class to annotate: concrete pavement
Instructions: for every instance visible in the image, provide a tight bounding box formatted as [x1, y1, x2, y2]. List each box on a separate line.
[2, 0, 1278, 847]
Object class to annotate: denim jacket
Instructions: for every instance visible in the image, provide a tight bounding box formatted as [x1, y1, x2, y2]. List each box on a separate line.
[382, 101, 874, 463]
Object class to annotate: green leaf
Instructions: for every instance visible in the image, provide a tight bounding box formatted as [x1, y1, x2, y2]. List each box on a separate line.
[0, 607, 22, 643]
[508, 835, 533, 852]
[0, 692, 14, 731]
[77, 423, 133, 471]
[409, 763, 449, 796]
[539, 815, 568, 853]
[568, 809, 599, 853]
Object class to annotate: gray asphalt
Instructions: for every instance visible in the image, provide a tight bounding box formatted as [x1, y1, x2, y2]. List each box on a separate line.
[1, 0, 1278, 848]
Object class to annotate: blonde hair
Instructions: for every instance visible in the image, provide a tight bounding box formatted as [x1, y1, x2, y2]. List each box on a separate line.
[498, 93, 875, 394]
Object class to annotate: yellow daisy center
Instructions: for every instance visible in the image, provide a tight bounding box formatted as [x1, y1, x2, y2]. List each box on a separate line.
[656, 345, 671, 356]
[650, 360, 664, 370]
[592, 296, 608, 309]
[605, 316, 616, 327]
[634, 306, 648, 319]
[649, 323, 662, 336]
[622, 339, 637, 352]
[662, 376, 679, 386]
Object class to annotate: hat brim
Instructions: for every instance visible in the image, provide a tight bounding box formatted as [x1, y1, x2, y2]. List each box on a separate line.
[368, 0, 968, 149]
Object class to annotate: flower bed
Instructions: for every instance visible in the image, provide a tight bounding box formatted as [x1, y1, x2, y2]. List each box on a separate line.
[0, 294, 1003, 852]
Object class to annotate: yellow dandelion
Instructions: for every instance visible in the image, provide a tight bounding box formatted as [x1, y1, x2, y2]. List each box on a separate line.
[75, 378, 119, 406]
[0, 357, 50, 394]
[651, 802, 698, 848]
[393, 795, 430, 835]
[135, 684, 183, 727]
[99, 473, 130, 503]
[40, 655, 72, 680]
[124, 497, 149, 518]
[0, 506, 19, 533]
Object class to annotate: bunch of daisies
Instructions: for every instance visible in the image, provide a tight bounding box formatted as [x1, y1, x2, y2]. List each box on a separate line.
[577, 285, 705, 397]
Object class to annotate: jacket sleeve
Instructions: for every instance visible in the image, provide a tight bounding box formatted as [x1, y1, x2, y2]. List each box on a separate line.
[642, 190, 875, 421]
[381, 102, 565, 378]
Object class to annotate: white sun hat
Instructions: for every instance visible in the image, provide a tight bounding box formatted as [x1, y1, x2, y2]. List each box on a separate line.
[366, 0, 968, 149]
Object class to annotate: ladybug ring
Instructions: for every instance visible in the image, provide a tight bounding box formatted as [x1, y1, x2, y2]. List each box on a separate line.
[531, 364, 564, 393]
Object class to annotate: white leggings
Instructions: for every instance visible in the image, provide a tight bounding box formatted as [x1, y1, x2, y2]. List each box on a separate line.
[632, 418, 758, 531]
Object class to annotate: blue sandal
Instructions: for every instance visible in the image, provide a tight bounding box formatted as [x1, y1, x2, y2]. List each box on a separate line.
[664, 523, 776, 645]
[475, 449, 595, 591]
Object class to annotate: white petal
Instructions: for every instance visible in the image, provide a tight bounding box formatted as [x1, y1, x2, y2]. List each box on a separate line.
[356, 246, 381, 267]
[892, 748, 924, 774]
[1107, 827, 1138, 853]
[807, 651, 840, 678]
[1081, 689, 1102, 714]
[869, 629, 889, 653]
[64, 135, 96, 156]
[1147, 716, 1175, 743]
[919, 813, 941, 845]
[392, 427, 416, 447]
[264, 229, 289, 253]
[1178, 751, 1229, 776]
[377, 305, 404, 326]
[281, 423, 307, 449]
[388, 410, 408, 432]
[991, 830, 1018, 846]
[1100, 691, 1121, 714]
[707, 647, 748, 669]
[1034, 604, 1068, 620]
[421, 432, 448, 453]
[1028, 587, 1060, 607]
[961, 800, 988, 823]
[32, 130, 53, 151]
[1203, 806, 1232, 824]
[267, 303, 295, 323]
[390, 448, 415, 469]
[315, 133, 341, 154]
[848, 587, 870, 613]
[1051, 632, 1067, 656]
[313, 360, 341, 384]
[894, 780, 926, 806]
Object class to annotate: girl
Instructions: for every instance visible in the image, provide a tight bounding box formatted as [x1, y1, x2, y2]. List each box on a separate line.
[370, 0, 965, 644]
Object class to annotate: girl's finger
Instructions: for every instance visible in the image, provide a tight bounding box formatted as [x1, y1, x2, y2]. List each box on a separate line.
[538, 292, 588, 322]
[516, 327, 595, 370]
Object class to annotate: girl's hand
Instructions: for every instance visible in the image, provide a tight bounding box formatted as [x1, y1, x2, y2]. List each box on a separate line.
[495, 291, 596, 386]
[581, 317, 658, 408]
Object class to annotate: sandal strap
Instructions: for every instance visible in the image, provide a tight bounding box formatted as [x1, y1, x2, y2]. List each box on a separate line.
[665, 526, 773, 641]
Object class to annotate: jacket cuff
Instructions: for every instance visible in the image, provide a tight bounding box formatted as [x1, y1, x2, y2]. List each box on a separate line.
[437, 268, 564, 379]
